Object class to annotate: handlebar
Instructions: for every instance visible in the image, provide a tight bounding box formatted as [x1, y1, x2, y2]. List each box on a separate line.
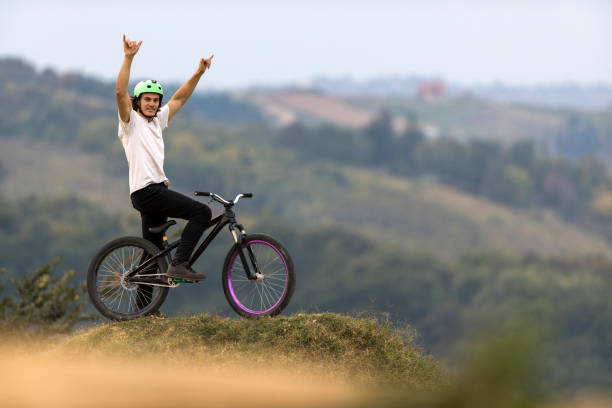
[194, 191, 253, 206]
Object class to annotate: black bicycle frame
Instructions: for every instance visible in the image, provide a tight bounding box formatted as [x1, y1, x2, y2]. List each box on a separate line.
[125, 208, 259, 283]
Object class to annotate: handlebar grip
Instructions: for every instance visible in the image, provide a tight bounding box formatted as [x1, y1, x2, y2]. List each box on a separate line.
[194, 191, 211, 196]
[243, 193, 253, 198]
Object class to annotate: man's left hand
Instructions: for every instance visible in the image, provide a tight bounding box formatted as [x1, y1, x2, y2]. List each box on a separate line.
[198, 54, 214, 74]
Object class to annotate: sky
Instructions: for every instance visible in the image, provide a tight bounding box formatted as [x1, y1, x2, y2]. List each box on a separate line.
[1, 0, 610, 90]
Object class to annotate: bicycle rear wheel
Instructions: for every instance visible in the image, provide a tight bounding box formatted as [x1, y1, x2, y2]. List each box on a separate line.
[222, 233, 295, 318]
[87, 236, 169, 321]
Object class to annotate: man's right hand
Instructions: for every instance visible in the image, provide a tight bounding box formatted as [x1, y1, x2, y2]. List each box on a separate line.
[123, 34, 142, 58]
[118, 34, 141, 122]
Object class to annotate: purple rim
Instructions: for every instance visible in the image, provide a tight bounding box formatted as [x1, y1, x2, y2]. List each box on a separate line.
[227, 240, 288, 315]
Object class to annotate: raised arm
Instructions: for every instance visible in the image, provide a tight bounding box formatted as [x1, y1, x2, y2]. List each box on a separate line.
[116, 34, 142, 123]
[167, 54, 214, 121]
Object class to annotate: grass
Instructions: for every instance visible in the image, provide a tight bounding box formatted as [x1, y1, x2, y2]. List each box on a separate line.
[60, 312, 444, 390]
[3, 313, 612, 407]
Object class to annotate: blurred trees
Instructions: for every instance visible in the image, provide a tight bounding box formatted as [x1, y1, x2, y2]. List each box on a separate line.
[364, 110, 394, 165]
[390, 121, 425, 174]
[0, 259, 90, 334]
[275, 112, 611, 229]
[0, 196, 129, 275]
[277, 121, 370, 164]
[0, 57, 36, 83]
[556, 114, 600, 160]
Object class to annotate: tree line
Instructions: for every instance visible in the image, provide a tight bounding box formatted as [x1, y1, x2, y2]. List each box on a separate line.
[277, 112, 612, 239]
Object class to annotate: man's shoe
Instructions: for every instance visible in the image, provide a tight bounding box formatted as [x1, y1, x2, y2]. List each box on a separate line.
[166, 262, 207, 281]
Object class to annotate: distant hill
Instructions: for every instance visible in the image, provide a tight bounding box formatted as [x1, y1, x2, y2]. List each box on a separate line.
[3, 135, 611, 263]
[242, 88, 612, 170]
[2, 56, 612, 264]
[307, 75, 612, 110]
[4, 56, 610, 160]
[245, 89, 566, 145]
[0, 56, 266, 126]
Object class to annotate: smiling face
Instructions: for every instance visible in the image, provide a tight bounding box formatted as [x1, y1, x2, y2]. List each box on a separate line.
[137, 93, 161, 118]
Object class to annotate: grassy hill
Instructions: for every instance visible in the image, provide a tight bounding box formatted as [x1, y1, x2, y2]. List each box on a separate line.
[6, 313, 609, 407]
[61, 313, 443, 390]
[0, 313, 440, 407]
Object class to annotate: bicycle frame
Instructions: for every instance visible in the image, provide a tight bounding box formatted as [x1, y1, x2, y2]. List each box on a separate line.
[125, 206, 259, 285]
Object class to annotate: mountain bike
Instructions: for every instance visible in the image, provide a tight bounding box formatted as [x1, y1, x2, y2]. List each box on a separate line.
[87, 192, 295, 321]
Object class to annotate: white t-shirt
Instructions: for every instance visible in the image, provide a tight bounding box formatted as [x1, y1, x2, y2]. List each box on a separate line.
[118, 105, 170, 194]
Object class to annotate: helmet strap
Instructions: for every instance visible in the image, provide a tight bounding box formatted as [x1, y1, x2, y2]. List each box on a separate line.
[136, 98, 158, 119]
[138, 107, 157, 119]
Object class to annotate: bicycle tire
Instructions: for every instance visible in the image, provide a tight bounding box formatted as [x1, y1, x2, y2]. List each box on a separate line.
[87, 236, 169, 321]
[222, 233, 295, 318]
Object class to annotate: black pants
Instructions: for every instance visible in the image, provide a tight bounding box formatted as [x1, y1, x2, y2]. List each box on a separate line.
[130, 182, 212, 263]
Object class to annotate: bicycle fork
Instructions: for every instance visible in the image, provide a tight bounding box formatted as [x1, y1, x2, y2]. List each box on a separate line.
[229, 223, 263, 281]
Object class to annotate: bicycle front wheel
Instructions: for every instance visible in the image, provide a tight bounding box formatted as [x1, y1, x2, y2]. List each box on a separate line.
[87, 236, 169, 321]
[222, 233, 295, 318]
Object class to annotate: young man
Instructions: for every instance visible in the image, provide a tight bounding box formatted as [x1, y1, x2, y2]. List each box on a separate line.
[116, 34, 214, 282]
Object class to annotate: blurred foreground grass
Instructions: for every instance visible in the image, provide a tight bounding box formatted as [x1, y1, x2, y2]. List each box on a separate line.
[60, 312, 444, 390]
[1, 313, 611, 407]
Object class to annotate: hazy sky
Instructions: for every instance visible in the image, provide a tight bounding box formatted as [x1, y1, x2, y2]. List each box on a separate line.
[1, 0, 610, 89]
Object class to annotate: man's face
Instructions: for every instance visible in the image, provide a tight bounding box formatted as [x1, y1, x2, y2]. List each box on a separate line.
[138, 93, 160, 117]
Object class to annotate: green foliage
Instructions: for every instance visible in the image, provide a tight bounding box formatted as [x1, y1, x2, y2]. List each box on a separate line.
[293, 116, 612, 232]
[272, 111, 611, 225]
[389, 121, 425, 174]
[0, 258, 91, 334]
[366, 325, 545, 408]
[0, 268, 11, 320]
[277, 122, 370, 164]
[450, 328, 543, 408]
[365, 110, 394, 165]
[0, 195, 129, 275]
[0, 58, 37, 83]
[179, 92, 266, 124]
[556, 114, 601, 160]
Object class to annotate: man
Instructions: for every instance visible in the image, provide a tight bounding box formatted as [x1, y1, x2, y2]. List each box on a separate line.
[116, 34, 214, 282]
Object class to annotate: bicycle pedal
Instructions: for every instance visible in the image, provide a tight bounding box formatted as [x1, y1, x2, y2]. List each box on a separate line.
[172, 279, 195, 283]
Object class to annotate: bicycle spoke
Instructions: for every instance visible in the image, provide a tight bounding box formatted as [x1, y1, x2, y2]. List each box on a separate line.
[93, 241, 165, 317]
[227, 240, 289, 314]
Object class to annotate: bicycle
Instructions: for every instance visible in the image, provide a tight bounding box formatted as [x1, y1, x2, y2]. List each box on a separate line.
[87, 192, 296, 321]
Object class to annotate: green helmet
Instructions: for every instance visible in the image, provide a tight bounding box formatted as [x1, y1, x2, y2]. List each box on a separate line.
[133, 80, 163, 98]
